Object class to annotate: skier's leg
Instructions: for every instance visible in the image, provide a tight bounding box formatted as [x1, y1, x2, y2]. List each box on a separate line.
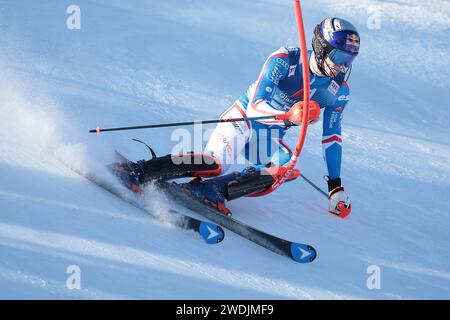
[204, 100, 252, 173]
[184, 162, 300, 215]
[109, 100, 250, 192]
[243, 124, 292, 169]
[184, 130, 298, 215]
[224, 136, 294, 200]
[139, 99, 254, 181]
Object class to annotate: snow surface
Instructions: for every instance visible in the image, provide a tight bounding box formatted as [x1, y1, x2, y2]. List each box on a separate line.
[0, 0, 449, 299]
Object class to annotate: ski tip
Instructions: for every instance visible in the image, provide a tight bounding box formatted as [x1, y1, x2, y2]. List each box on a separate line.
[290, 243, 317, 263]
[199, 222, 225, 244]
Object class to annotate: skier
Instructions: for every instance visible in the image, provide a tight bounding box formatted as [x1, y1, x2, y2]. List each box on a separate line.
[111, 17, 360, 217]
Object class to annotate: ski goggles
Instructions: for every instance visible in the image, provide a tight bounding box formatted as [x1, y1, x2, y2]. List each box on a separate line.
[315, 23, 360, 68]
[328, 49, 358, 67]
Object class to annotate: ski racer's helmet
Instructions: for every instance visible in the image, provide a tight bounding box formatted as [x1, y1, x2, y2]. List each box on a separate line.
[312, 17, 360, 76]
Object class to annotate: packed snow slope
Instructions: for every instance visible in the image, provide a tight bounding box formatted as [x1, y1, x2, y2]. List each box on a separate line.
[0, 0, 449, 299]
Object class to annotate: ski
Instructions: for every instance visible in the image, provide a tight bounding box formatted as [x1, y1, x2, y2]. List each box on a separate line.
[158, 181, 317, 264]
[70, 167, 225, 245]
[113, 149, 316, 263]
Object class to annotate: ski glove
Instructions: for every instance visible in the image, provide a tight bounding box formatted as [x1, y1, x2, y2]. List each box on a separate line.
[276, 100, 321, 126]
[327, 177, 352, 218]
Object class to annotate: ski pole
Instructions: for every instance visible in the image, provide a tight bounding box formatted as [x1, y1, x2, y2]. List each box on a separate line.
[300, 174, 328, 198]
[89, 115, 278, 134]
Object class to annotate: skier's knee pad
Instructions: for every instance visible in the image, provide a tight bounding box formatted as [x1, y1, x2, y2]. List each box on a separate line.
[140, 153, 222, 183]
[226, 167, 276, 201]
[227, 165, 300, 200]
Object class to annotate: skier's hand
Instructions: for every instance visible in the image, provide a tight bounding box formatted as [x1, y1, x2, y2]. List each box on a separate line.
[276, 100, 320, 126]
[328, 187, 352, 218]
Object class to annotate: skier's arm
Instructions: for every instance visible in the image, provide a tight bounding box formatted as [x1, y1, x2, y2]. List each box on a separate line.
[321, 83, 350, 180]
[246, 47, 290, 121]
[322, 83, 352, 217]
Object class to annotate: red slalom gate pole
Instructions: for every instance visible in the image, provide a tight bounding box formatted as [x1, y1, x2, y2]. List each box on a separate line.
[271, 0, 311, 191]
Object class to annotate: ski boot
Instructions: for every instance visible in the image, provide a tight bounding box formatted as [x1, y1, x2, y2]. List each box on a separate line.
[182, 173, 239, 216]
[108, 161, 145, 194]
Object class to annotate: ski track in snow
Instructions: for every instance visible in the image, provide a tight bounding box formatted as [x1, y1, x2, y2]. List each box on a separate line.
[0, 0, 449, 299]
